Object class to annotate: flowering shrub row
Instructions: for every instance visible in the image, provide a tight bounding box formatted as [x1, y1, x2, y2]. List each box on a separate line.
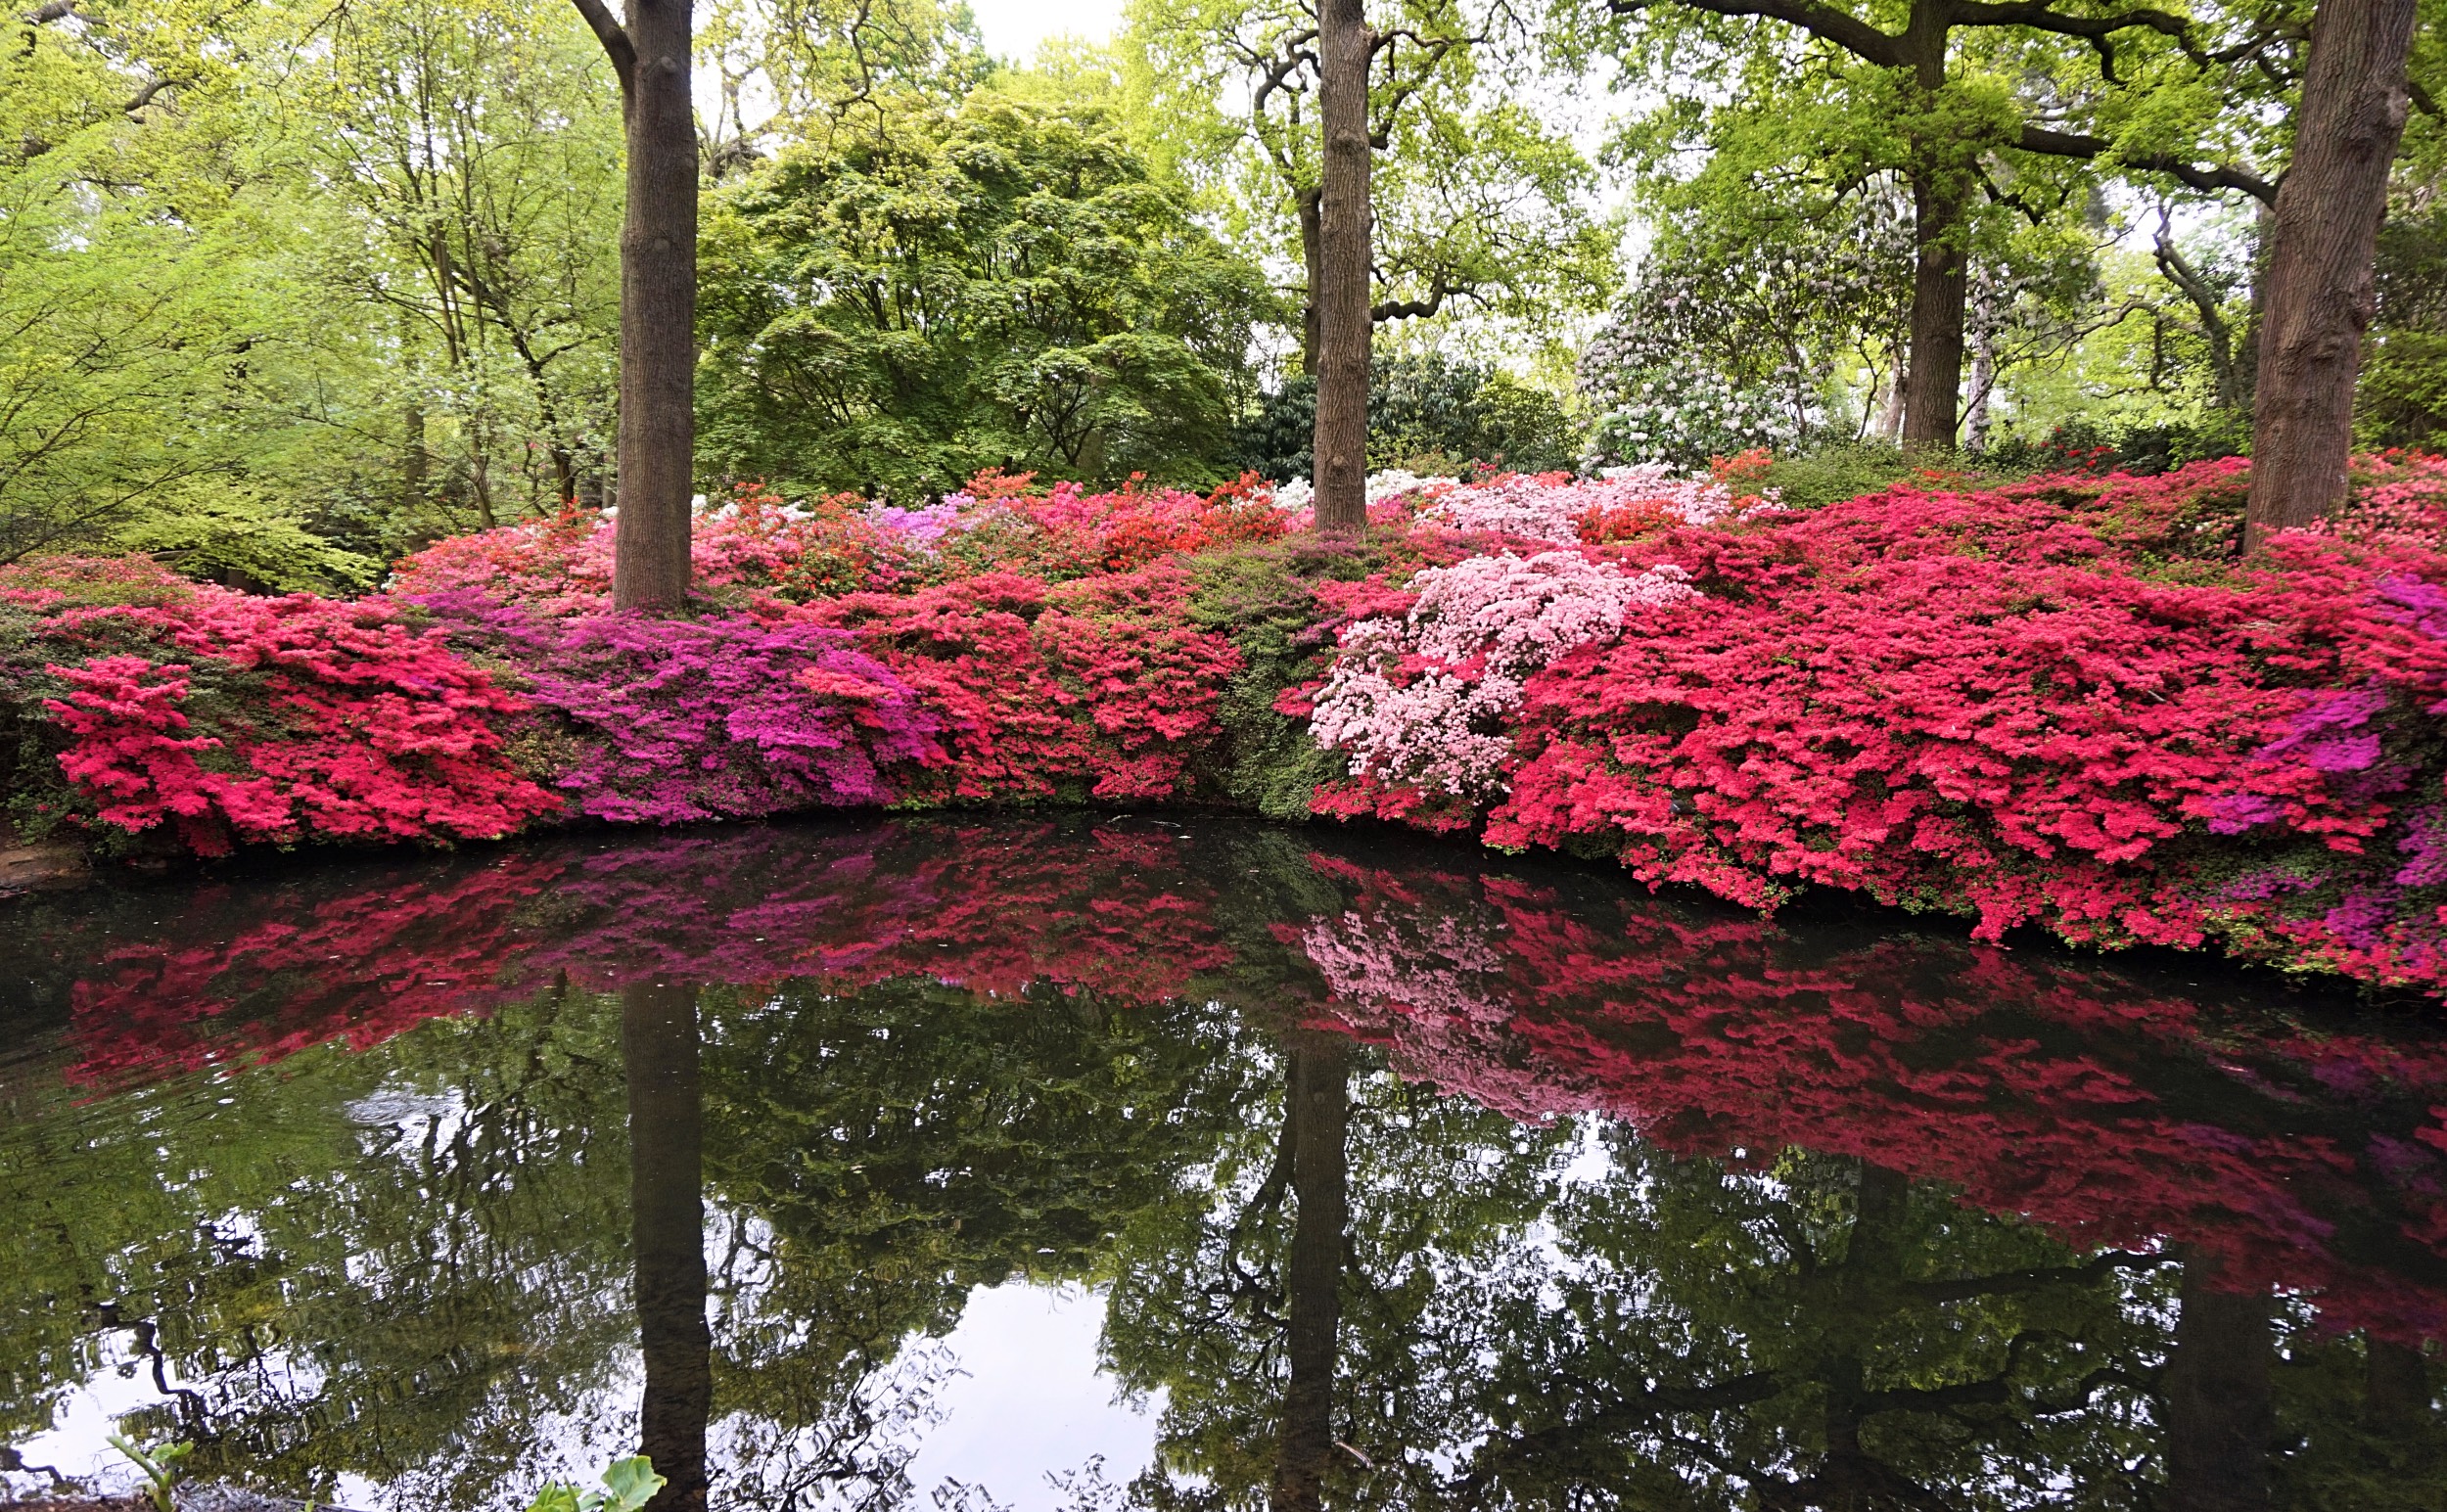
[14, 455, 2447, 997]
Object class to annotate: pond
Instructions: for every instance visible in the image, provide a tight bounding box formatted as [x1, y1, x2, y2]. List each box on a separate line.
[2, 814, 2445, 1509]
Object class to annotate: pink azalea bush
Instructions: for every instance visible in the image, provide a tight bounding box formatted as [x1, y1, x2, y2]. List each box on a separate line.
[1304, 551, 1699, 808]
[1418, 462, 1782, 542]
[412, 593, 946, 823]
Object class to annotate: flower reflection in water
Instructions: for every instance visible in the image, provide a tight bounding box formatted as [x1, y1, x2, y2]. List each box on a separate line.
[2, 815, 2444, 1508]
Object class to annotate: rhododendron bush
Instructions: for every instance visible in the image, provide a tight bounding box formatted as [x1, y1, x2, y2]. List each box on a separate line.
[15, 453, 2447, 999]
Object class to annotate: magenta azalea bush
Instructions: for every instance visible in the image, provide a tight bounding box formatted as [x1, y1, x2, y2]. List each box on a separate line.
[14, 455, 2447, 999]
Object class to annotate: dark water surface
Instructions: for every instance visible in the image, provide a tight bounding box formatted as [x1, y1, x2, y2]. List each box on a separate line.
[4, 815, 2447, 1510]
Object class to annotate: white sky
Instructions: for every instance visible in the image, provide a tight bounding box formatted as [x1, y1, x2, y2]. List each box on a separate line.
[967, 0, 1128, 61]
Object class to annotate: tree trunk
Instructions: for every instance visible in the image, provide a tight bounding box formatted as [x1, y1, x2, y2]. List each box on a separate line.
[624, 981, 712, 1512]
[2160, 1260, 2273, 1512]
[611, 0, 698, 610]
[1902, 169, 1968, 449]
[1270, 1036, 1351, 1512]
[1309, 0, 1371, 534]
[2242, 0, 2418, 552]
[1963, 282, 1997, 451]
[1298, 185, 1323, 378]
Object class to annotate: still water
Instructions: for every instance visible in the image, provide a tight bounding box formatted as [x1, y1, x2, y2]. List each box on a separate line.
[3, 814, 2445, 1510]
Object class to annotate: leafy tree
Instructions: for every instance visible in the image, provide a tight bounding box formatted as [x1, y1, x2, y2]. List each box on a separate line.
[1124, 0, 1614, 371]
[300, 0, 624, 539]
[1125, 0, 1619, 531]
[566, 0, 698, 611]
[1232, 352, 1580, 478]
[696, 85, 1275, 497]
[0, 1, 361, 573]
[1580, 0, 2285, 448]
[2240, 0, 2420, 548]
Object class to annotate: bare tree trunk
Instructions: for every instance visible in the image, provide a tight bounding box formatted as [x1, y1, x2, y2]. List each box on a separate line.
[1963, 283, 1997, 451]
[1270, 1036, 1351, 1512]
[602, 0, 698, 610]
[2242, 0, 2418, 552]
[2156, 231, 2243, 410]
[1902, 169, 1968, 449]
[624, 981, 712, 1512]
[2160, 1260, 2273, 1512]
[1298, 186, 1323, 378]
[1310, 0, 1371, 535]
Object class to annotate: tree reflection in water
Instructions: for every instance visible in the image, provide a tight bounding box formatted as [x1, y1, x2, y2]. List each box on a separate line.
[625, 981, 711, 1512]
[1, 815, 2445, 1508]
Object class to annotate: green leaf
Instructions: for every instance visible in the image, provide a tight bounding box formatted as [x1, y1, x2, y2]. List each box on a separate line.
[596, 1455, 668, 1512]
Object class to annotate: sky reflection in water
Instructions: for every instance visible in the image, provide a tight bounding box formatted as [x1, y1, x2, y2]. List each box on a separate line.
[3, 814, 2446, 1509]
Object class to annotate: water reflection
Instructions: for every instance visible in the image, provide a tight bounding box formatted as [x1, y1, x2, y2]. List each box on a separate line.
[626, 982, 711, 1512]
[2, 816, 2445, 1507]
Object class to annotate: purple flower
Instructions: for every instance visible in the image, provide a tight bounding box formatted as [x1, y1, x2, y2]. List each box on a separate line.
[410, 597, 946, 824]
[2256, 685, 2388, 774]
[868, 502, 960, 547]
[2203, 792, 2285, 835]
[2377, 573, 2447, 642]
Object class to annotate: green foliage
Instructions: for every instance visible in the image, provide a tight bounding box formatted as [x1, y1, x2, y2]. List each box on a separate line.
[1184, 540, 1387, 818]
[1230, 353, 1580, 481]
[522, 1456, 666, 1512]
[1758, 441, 1923, 508]
[109, 484, 384, 593]
[108, 1432, 193, 1512]
[697, 82, 1274, 499]
[2362, 200, 2447, 450]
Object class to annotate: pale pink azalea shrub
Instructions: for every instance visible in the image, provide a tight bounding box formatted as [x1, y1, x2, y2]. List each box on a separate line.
[1305, 550, 1699, 806]
[1416, 466, 1780, 543]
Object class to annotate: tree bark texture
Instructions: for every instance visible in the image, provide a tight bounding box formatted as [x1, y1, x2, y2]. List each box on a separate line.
[1310, 0, 1371, 535]
[1270, 1036, 1351, 1512]
[624, 981, 712, 1512]
[1902, 173, 1968, 450]
[611, 0, 698, 611]
[2243, 0, 2418, 552]
[1298, 185, 1324, 378]
[2160, 1260, 2273, 1512]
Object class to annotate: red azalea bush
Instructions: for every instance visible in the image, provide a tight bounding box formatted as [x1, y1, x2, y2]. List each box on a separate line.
[798, 559, 1243, 802]
[1433, 467, 2447, 984]
[2, 557, 556, 855]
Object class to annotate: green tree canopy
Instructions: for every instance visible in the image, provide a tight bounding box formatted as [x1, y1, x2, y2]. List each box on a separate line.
[696, 83, 1278, 498]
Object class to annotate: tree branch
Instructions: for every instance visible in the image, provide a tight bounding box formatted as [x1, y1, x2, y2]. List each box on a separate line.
[121, 75, 177, 115]
[1905, 1249, 2172, 1304]
[1606, 0, 1906, 68]
[2017, 124, 2277, 205]
[1945, 0, 2194, 43]
[1371, 272, 1469, 323]
[567, 0, 635, 96]
[20, 0, 74, 23]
